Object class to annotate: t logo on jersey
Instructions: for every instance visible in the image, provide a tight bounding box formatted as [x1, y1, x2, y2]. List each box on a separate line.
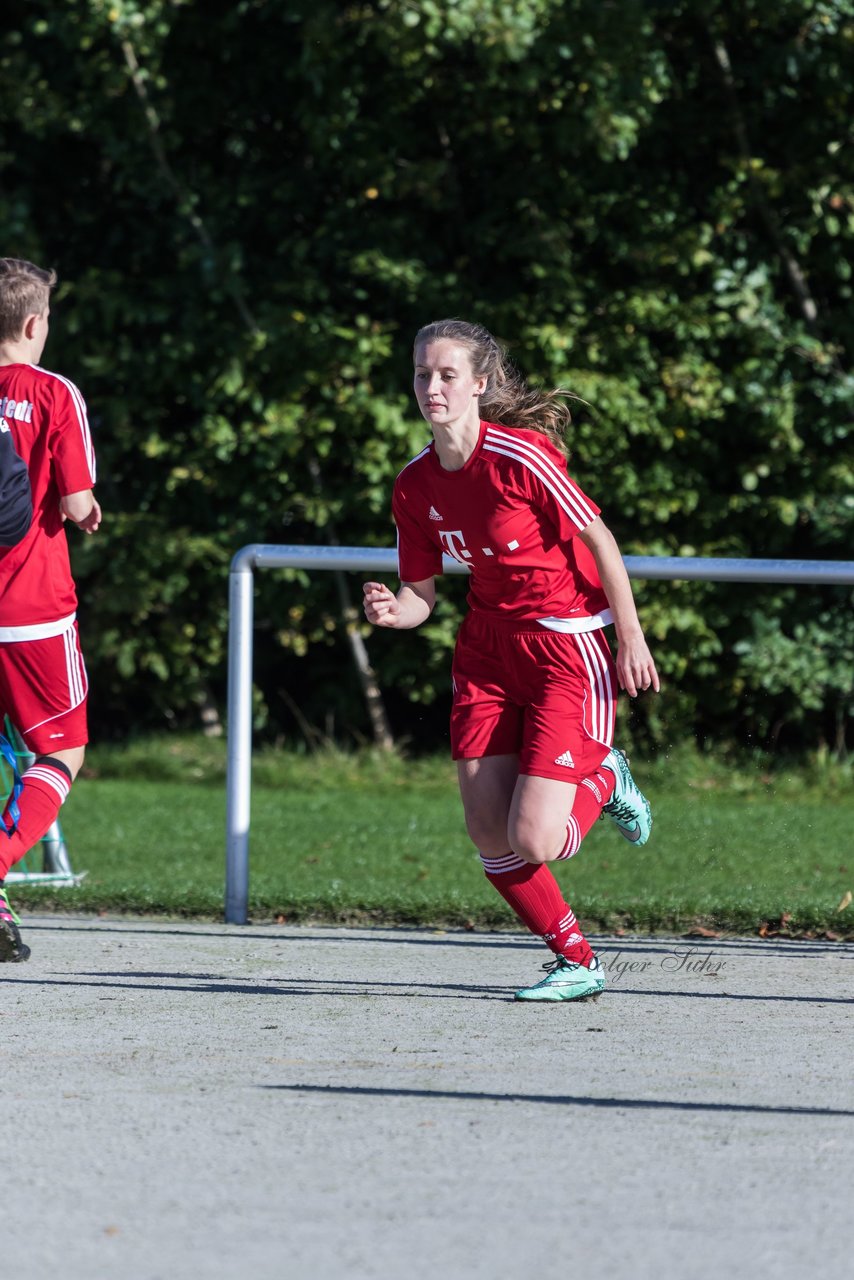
[439, 530, 472, 562]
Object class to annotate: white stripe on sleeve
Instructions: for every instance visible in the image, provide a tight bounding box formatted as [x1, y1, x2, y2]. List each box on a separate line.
[35, 366, 96, 482]
[483, 426, 597, 529]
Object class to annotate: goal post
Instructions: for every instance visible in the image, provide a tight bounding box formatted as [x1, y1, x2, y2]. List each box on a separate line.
[225, 545, 429, 925]
[224, 544, 854, 926]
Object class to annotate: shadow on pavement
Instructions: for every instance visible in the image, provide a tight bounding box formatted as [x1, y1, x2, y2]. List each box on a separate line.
[264, 1081, 854, 1118]
[2, 969, 852, 1005]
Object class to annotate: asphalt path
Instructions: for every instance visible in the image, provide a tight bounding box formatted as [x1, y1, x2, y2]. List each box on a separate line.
[3, 917, 853, 1280]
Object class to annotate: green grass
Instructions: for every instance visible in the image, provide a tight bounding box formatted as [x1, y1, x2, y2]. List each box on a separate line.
[6, 736, 854, 938]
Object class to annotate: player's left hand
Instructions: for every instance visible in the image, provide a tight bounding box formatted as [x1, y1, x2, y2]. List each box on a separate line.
[616, 636, 660, 698]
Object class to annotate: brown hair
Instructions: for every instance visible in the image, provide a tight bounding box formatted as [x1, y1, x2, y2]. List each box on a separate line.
[413, 318, 574, 450]
[0, 258, 57, 344]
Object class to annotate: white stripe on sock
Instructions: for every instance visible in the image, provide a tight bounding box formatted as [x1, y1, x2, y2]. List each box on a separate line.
[478, 851, 528, 874]
[24, 765, 71, 804]
[557, 815, 582, 860]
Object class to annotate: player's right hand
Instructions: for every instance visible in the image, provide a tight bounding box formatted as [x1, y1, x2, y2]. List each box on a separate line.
[363, 581, 401, 627]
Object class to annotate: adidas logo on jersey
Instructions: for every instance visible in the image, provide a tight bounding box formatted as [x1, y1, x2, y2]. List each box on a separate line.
[554, 749, 575, 768]
[428, 505, 443, 520]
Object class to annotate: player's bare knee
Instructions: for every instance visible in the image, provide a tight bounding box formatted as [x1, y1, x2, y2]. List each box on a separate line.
[513, 843, 554, 865]
[464, 812, 509, 855]
[510, 823, 563, 864]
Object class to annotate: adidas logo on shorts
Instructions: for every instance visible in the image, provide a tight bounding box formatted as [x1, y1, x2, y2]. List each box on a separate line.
[554, 749, 575, 768]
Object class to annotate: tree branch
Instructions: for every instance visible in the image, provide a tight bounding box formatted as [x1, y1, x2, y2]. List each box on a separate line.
[709, 32, 846, 371]
[119, 37, 261, 337]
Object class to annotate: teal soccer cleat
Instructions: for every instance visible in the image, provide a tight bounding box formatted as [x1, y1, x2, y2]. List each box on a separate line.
[514, 954, 605, 1002]
[601, 748, 653, 846]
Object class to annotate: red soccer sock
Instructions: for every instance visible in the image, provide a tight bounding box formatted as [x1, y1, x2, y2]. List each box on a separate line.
[556, 766, 617, 860]
[480, 852, 593, 965]
[542, 905, 594, 966]
[0, 758, 72, 880]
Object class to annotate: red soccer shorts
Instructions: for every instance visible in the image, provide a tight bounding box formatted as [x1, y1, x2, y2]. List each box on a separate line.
[450, 611, 616, 782]
[0, 621, 89, 754]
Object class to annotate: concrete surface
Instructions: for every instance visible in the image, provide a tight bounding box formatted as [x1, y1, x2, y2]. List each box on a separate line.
[2, 917, 853, 1280]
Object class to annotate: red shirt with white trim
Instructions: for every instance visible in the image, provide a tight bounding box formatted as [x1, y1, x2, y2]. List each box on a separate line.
[393, 420, 610, 623]
[0, 362, 96, 631]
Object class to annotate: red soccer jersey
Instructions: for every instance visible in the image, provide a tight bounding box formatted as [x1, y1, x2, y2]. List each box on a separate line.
[0, 362, 96, 633]
[393, 420, 610, 623]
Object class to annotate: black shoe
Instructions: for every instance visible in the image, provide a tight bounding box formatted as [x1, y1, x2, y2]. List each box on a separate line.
[0, 886, 30, 962]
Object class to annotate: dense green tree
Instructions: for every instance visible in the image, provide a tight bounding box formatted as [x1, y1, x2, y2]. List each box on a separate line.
[0, 0, 851, 753]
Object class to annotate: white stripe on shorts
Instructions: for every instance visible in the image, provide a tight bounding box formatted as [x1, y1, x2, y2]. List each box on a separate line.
[0, 612, 77, 643]
[574, 630, 614, 748]
[64, 624, 86, 706]
[24, 620, 89, 734]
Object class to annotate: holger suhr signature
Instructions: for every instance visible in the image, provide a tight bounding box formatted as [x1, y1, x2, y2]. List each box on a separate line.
[604, 947, 727, 982]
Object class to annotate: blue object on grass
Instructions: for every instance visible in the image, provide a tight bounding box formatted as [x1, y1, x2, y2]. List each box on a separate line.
[0, 734, 22, 835]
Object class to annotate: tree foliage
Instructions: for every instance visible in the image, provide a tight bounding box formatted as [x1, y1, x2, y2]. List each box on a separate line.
[1, 0, 851, 753]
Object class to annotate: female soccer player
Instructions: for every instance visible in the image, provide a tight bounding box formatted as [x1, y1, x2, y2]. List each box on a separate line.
[363, 319, 660, 1002]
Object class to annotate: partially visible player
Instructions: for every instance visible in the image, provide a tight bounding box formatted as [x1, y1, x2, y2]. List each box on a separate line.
[364, 319, 659, 1002]
[0, 258, 100, 962]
